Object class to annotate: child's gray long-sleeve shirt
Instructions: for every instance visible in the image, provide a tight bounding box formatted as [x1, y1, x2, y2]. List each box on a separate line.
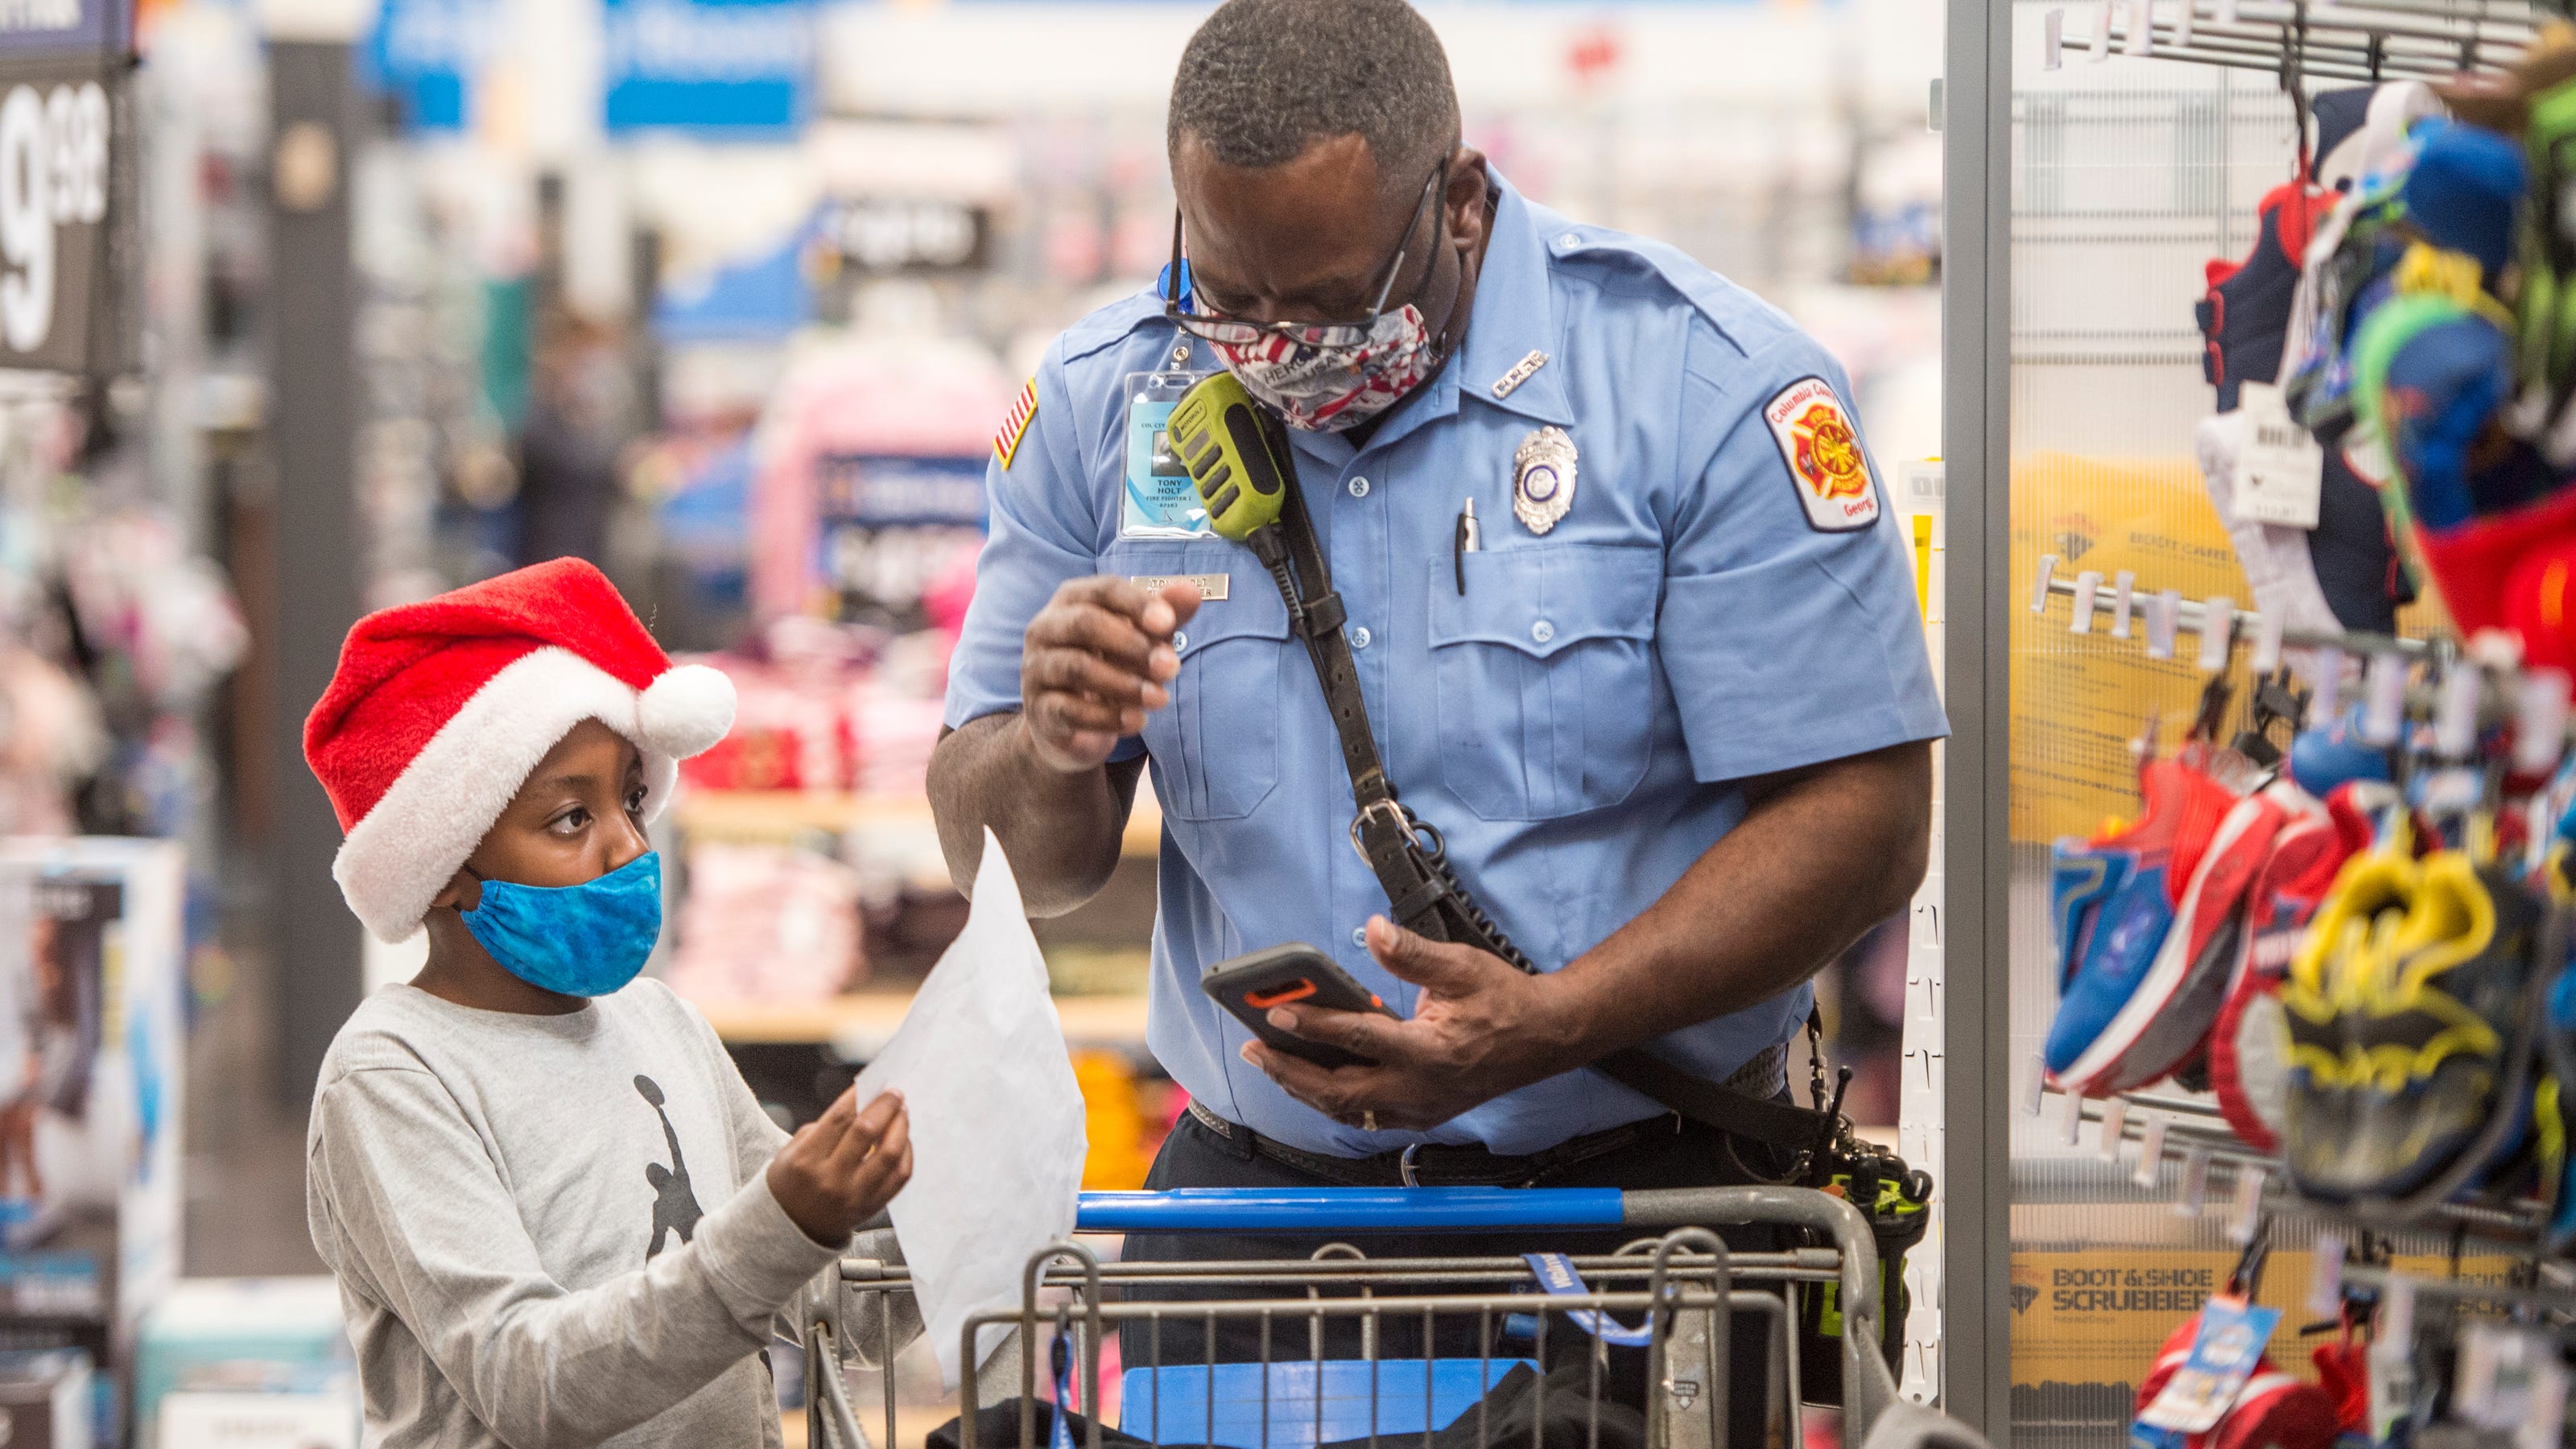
[306, 978, 849, 1449]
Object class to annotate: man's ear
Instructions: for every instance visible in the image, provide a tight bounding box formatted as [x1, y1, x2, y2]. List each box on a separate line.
[1445, 147, 1488, 251]
[429, 869, 481, 914]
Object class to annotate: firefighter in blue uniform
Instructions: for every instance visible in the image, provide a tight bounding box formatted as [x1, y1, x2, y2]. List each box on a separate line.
[929, 0, 1946, 1430]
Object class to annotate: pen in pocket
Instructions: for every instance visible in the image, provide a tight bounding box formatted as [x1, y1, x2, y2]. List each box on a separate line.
[1453, 498, 1480, 595]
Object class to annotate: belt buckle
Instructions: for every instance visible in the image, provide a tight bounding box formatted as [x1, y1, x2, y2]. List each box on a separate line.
[1348, 799, 1422, 865]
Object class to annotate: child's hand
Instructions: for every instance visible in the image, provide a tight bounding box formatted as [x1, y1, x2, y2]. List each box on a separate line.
[767, 1088, 913, 1247]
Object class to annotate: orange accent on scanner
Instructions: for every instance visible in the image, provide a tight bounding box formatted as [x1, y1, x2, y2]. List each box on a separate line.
[1245, 980, 1318, 1009]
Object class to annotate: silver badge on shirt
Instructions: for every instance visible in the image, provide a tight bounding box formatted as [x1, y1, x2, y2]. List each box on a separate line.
[1512, 427, 1577, 535]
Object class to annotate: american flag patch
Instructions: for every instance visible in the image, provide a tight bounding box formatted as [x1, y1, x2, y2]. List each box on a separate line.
[993, 378, 1038, 468]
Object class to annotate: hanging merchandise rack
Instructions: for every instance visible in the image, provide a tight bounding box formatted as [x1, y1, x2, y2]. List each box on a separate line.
[2024, 555, 2576, 776]
[1941, 0, 2576, 1426]
[2039, 0, 2554, 82]
[2025, 554, 2576, 1262]
[2027, 1080, 2576, 1441]
[2029, 1084, 2557, 1252]
[2029, 551, 2432, 675]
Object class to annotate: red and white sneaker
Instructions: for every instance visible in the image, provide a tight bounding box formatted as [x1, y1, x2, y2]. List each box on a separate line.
[2053, 766, 2296, 1096]
[2210, 781, 2389, 1150]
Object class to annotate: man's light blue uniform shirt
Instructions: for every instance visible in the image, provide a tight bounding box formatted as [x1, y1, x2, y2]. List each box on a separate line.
[944, 170, 1948, 1158]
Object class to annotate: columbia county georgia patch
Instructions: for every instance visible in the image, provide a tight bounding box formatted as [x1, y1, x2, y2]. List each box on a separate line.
[1761, 377, 1880, 533]
[993, 378, 1038, 469]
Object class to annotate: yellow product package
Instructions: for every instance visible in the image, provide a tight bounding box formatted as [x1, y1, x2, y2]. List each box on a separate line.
[2009, 452, 2248, 844]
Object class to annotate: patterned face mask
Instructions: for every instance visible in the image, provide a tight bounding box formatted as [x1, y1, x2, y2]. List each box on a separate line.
[1211, 303, 1447, 433]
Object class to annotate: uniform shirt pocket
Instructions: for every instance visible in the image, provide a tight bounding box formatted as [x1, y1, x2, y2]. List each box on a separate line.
[1426, 543, 1662, 821]
[1105, 543, 1294, 821]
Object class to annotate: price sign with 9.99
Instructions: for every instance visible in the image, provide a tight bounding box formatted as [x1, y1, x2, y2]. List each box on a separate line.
[0, 66, 116, 374]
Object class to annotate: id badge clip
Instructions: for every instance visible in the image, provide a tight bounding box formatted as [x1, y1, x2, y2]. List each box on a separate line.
[1123, 363, 1222, 539]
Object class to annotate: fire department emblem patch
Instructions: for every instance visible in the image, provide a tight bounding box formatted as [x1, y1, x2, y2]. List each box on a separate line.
[1761, 377, 1879, 533]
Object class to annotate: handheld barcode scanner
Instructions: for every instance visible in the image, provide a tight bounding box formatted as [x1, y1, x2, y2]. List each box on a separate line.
[1166, 373, 1292, 557]
[1200, 944, 1398, 1069]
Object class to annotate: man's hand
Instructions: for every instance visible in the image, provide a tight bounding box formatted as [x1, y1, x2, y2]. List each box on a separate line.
[1240, 917, 1588, 1133]
[766, 1088, 914, 1246]
[927, 576, 1199, 913]
[1018, 578, 1203, 772]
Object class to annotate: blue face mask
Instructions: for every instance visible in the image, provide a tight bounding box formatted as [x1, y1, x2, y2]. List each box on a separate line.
[459, 852, 663, 997]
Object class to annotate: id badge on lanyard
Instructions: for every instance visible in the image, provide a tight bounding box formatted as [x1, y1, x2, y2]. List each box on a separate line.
[1122, 349, 1222, 539]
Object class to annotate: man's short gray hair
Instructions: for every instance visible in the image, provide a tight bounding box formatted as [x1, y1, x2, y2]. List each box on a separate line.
[1167, 0, 1460, 195]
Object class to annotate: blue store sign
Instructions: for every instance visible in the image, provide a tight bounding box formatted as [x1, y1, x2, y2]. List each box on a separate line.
[365, 0, 498, 133]
[603, 0, 813, 139]
[0, 0, 127, 58]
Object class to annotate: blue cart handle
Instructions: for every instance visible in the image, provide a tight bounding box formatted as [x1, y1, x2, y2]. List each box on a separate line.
[1075, 1187, 1625, 1233]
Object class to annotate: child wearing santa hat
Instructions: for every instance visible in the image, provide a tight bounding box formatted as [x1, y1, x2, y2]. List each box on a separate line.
[300, 558, 911, 1449]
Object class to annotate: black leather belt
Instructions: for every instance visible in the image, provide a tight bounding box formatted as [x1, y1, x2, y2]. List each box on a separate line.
[1186, 1100, 1682, 1188]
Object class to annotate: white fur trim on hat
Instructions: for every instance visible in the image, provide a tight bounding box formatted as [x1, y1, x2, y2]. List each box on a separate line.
[638, 663, 736, 757]
[331, 646, 683, 943]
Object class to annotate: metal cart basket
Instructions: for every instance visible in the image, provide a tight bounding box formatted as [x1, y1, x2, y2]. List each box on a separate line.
[799, 1185, 1989, 1449]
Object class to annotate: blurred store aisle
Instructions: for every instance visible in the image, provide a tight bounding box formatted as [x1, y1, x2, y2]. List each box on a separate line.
[182, 880, 322, 1276]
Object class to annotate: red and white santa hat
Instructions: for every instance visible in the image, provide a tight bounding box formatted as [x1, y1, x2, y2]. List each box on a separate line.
[302, 558, 736, 942]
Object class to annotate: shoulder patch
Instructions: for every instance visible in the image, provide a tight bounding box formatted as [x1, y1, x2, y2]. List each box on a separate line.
[1762, 377, 1880, 533]
[993, 378, 1038, 469]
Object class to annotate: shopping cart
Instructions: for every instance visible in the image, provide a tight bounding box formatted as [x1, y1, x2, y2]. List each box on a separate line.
[798, 1184, 1989, 1449]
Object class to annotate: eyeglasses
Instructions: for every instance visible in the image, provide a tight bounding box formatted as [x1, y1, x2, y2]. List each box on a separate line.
[1163, 159, 1448, 352]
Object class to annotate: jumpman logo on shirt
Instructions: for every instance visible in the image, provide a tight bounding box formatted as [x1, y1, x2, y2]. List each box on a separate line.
[634, 1075, 704, 1261]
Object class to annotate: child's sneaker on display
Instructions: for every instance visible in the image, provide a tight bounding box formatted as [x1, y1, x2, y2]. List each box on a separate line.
[2288, 710, 2396, 799]
[2049, 758, 2289, 1096]
[2213, 782, 2386, 1150]
[2290, 846, 2541, 1200]
[2357, 855, 2538, 1202]
[2283, 836, 2420, 1199]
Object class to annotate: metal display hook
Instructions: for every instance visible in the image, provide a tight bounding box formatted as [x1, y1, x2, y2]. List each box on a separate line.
[2227, 1212, 2275, 1298]
[2281, 0, 2314, 130]
[2029, 553, 2431, 663]
[2041, 0, 2541, 81]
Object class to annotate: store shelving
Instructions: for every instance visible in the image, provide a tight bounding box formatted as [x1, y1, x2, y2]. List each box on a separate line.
[673, 788, 1165, 859]
[692, 990, 1150, 1055]
[671, 787, 1162, 1054]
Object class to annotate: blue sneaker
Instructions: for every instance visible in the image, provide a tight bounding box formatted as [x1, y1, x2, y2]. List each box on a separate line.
[2289, 708, 2395, 799]
[2048, 756, 2277, 1096]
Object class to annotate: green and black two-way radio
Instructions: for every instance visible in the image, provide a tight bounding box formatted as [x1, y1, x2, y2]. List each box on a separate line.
[1165, 373, 1315, 632]
[1163, 373, 1290, 545]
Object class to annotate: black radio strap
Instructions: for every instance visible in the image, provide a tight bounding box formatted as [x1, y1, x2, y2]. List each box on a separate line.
[1249, 424, 1836, 1158]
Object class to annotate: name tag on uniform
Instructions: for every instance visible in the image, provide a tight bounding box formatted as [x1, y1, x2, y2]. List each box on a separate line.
[1129, 573, 1229, 601]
